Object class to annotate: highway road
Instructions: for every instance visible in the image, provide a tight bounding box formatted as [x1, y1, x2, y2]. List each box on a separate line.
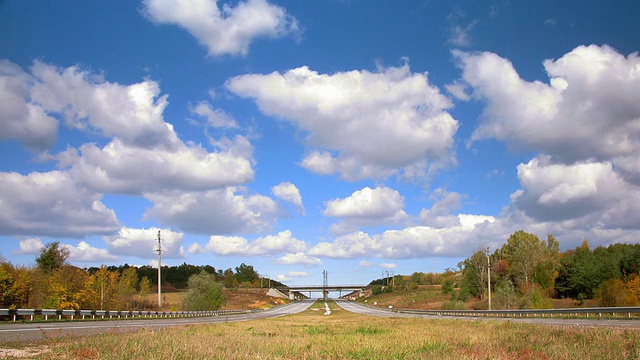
[334, 299, 640, 329]
[0, 299, 315, 344]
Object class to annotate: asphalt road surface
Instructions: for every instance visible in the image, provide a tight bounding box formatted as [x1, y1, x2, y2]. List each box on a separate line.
[334, 299, 640, 329]
[0, 299, 315, 344]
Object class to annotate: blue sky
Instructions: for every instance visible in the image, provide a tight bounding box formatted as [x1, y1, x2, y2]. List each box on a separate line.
[1, 0, 639, 286]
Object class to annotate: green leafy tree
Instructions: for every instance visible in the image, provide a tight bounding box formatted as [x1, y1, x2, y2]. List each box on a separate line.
[0, 267, 15, 307]
[139, 276, 151, 297]
[409, 272, 426, 285]
[182, 271, 225, 310]
[501, 231, 554, 290]
[116, 267, 139, 309]
[35, 242, 69, 273]
[223, 268, 239, 288]
[235, 263, 258, 285]
[556, 240, 602, 299]
[494, 279, 517, 310]
[459, 248, 489, 299]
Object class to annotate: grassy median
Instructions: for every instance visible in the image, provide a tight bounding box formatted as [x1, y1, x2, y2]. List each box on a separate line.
[33, 300, 640, 359]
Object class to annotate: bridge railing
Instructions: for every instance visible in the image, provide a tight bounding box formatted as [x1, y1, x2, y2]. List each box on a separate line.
[0, 308, 255, 322]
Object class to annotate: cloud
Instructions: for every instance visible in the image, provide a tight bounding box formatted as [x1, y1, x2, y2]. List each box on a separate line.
[60, 135, 254, 195]
[3, 60, 254, 195]
[271, 182, 304, 214]
[104, 227, 185, 259]
[142, 0, 300, 56]
[0, 60, 264, 241]
[0, 60, 58, 151]
[323, 186, 408, 234]
[14, 238, 45, 254]
[226, 62, 458, 181]
[145, 187, 280, 234]
[358, 260, 373, 267]
[275, 252, 321, 267]
[15, 237, 117, 262]
[450, 44, 640, 248]
[0, 171, 120, 238]
[380, 263, 397, 269]
[419, 188, 465, 228]
[512, 156, 640, 229]
[448, 20, 479, 48]
[456, 45, 640, 165]
[29, 61, 178, 149]
[25, 61, 255, 195]
[188, 230, 306, 256]
[309, 214, 497, 259]
[190, 101, 238, 129]
[67, 241, 119, 262]
[308, 232, 377, 259]
[287, 271, 308, 277]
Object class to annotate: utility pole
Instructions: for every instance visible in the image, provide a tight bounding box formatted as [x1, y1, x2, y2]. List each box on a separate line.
[156, 230, 162, 308]
[385, 270, 390, 286]
[322, 270, 328, 302]
[485, 247, 492, 311]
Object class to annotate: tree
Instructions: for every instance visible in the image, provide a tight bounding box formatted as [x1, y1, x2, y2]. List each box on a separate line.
[501, 231, 548, 290]
[494, 279, 517, 310]
[223, 268, 238, 288]
[139, 276, 151, 297]
[235, 263, 258, 285]
[0, 267, 15, 307]
[182, 271, 225, 311]
[35, 242, 69, 273]
[409, 272, 426, 285]
[460, 248, 489, 299]
[116, 267, 139, 309]
[598, 279, 636, 307]
[556, 240, 602, 299]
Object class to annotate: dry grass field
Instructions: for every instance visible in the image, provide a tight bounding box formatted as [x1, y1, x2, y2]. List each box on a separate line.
[25, 300, 640, 359]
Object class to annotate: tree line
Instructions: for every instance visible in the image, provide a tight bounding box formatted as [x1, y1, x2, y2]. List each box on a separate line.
[456, 230, 640, 309]
[0, 242, 283, 311]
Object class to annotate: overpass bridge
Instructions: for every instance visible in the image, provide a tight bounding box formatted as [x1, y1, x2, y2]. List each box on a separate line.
[279, 285, 369, 300]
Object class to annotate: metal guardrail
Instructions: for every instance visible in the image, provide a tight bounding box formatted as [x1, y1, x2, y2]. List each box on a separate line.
[0, 308, 253, 322]
[383, 306, 640, 319]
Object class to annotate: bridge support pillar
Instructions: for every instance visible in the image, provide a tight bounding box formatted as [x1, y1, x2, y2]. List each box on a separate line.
[289, 291, 295, 300]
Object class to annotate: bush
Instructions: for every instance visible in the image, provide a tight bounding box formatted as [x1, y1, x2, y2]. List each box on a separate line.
[181, 271, 225, 311]
[519, 286, 552, 309]
[597, 279, 636, 307]
[494, 280, 517, 310]
[442, 300, 467, 310]
[441, 279, 454, 295]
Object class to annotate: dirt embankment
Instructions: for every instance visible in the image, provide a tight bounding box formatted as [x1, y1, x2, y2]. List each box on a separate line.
[147, 288, 289, 311]
[222, 289, 289, 310]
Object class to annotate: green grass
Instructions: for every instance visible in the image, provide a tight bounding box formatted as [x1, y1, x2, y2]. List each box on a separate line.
[21, 300, 640, 359]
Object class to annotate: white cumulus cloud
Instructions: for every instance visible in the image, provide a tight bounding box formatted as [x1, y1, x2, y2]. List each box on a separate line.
[104, 227, 185, 259]
[275, 252, 321, 267]
[67, 241, 119, 262]
[142, 0, 300, 56]
[0, 60, 58, 151]
[271, 182, 304, 214]
[0, 171, 120, 238]
[145, 187, 280, 234]
[189, 230, 306, 256]
[323, 186, 408, 234]
[456, 45, 640, 165]
[226, 63, 458, 181]
[14, 238, 45, 254]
